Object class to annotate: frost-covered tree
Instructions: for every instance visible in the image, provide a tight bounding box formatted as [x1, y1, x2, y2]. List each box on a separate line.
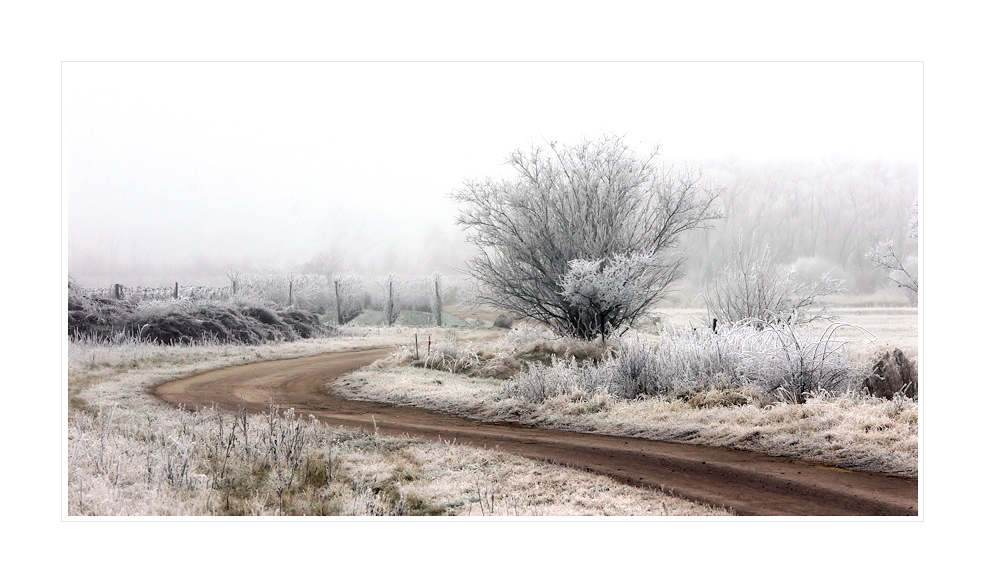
[705, 244, 844, 326]
[866, 201, 918, 304]
[451, 135, 721, 339]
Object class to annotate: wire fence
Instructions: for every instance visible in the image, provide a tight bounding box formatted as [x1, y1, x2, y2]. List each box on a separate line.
[71, 273, 462, 321]
[80, 282, 234, 302]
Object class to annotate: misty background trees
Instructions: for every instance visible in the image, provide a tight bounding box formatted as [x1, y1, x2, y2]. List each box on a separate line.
[70, 151, 918, 313]
[677, 157, 917, 302]
[452, 135, 721, 339]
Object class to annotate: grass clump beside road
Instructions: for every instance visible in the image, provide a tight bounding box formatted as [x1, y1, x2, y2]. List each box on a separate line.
[382, 323, 615, 379]
[67, 332, 731, 516]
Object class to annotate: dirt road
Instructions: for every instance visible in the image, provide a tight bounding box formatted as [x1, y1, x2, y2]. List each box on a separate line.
[152, 348, 918, 516]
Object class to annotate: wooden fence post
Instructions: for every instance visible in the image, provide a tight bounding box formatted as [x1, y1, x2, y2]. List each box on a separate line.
[386, 280, 394, 326]
[288, 280, 293, 307]
[434, 278, 442, 327]
[114, 283, 122, 300]
[174, 282, 179, 299]
[415, 333, 419, 360]
[335, 280, 342, 325]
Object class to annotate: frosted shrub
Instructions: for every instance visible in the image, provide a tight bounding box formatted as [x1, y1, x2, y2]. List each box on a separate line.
[503, 358, 577, 402]
[648, 328, 750, 394]
[504, 356, 613, 403]
[629, 323, 863, 403]
[705, 245, 844, 326]
[610, 340, 661, 398]
[558, 254, 670, 340]
[747, 323, 864, 404]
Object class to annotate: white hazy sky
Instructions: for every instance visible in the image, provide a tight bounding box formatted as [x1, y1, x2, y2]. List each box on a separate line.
[64, 61, 921, 281]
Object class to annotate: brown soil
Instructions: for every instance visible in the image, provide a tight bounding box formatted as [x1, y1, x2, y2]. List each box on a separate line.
[152, 348, 917, 516]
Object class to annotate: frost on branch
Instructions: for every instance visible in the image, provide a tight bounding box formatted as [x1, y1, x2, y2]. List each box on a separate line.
[558, 254, 664, 340]
[866, 202, 918, 305]
[705, 245, 844, 326]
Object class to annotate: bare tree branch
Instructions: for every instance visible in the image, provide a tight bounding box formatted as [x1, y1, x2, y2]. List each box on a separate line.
[866, 201, 918, 304]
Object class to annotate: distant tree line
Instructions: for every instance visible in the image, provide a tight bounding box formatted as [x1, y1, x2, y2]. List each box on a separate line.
[677, 157, 917, 297]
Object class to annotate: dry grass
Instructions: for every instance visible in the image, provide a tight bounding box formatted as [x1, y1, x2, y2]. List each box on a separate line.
[67, 305, 917, 515]
[650, 306, 918, 356]
[380, 323, 615, 380]
[67, 331, 731, 516]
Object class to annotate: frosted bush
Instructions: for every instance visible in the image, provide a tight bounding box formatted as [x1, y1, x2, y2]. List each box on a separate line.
[558, 254, 667, 339]
[610, 340, 662, 398]
[705, 245, 844, 325]
[499, 323, 558, 347]
[746, 323, 863, 404]
[647, 328, 749, 394]
[507, 323, 870, 405]
[503, 356, 614, 403]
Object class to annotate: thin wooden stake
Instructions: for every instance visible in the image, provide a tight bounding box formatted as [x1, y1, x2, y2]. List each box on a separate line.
[335, 280, 342, 325]
[434, 278, 442, 327]
[387, 280, 394, 326]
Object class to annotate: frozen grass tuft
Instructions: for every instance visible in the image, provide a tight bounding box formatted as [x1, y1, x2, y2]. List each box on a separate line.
[421, 340, 483, 374]
[503, 356, 613, 403]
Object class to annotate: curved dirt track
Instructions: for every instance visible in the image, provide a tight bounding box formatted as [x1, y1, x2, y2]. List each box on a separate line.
[153, 348, 917, 516]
